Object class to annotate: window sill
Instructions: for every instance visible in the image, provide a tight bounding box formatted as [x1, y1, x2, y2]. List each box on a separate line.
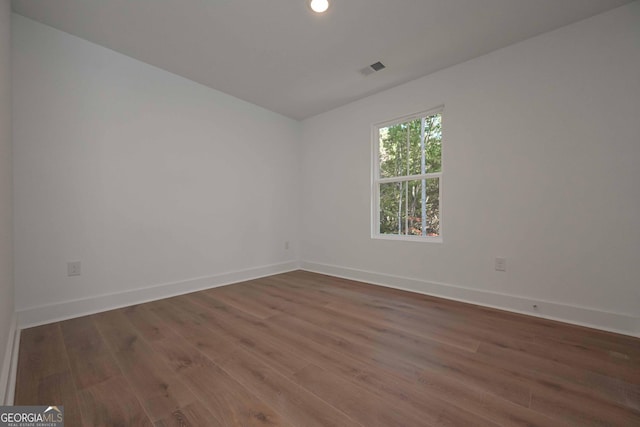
[371, 234, 443, 244]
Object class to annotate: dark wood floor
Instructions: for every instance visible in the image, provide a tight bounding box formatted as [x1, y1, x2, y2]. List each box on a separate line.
[14, 270, 640, 426]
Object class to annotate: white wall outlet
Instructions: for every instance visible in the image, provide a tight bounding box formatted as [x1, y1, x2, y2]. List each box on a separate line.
[67, 261, 81, 276]
[495, 257, 506, 272]
[284, 241, 290, 250]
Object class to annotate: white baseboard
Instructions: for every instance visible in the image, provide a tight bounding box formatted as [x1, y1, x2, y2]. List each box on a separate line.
[300, 261, 639, 338]
[0, 313, 19, 405]
[14, 259, 639, 338]
[17, 261, 300, 329]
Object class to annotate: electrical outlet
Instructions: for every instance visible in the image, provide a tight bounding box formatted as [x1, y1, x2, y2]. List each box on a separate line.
[67, 261, 81, 276]
[284, 241, 290, 250]
[495, 257, 506, 272]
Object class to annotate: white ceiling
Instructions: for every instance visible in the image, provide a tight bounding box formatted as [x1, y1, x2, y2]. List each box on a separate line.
[12, 0, 633, 120]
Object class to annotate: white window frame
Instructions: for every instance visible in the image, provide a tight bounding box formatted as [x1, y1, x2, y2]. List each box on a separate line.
[371, 107, 443, 243]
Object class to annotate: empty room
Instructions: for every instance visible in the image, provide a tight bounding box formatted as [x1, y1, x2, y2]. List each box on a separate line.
[1, 0, 639, 426]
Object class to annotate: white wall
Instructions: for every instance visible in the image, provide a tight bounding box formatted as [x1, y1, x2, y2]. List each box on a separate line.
[300, 2, 640, 335]
[0, 0, 15, 403]
[12, 14, 300, 325]
[10, 4, 640, 336]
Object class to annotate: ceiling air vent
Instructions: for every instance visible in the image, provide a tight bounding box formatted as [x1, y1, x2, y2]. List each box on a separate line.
[360, 61, 386, 76]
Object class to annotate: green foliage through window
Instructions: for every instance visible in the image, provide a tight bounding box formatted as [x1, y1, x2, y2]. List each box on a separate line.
[375, 111, 442, 238]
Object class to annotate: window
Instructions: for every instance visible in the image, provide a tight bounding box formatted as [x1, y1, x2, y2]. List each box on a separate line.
[372, 108, 443, 242]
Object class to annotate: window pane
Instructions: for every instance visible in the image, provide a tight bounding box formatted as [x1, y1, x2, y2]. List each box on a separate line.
[424, 177, 440, 236]
[379, 180, 419, 235]
[424, 114, 442, 173]
[379, 178, 439, 236]
[378, 113, 442, 178]
[378, 122, 410, 178]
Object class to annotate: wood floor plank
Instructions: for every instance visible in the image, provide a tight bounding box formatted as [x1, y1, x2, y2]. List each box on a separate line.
[185, 292, 425, 387]
[209, 285, 281, 320]
[151, 332, 219, 374]
[192, 288, 533, 408]
[121, 304, 168, 342]
[288, 271, 632, 352]
[177, 293, 310, 377]
[125, 309, 220, 375]
[324, 294, 539, 344]
[289, 298, 481, 353]
[272, 276, 635, 407]
[153, 401, 227, 427]
[14, 324, 85, 425]
[15, 271, 640, 427]
[186, 292, 550, 426]
[146, 298, 240, 366]
[235, 278, 483, 351]
[93, 309, 199, 422]
[626, 383, 640, 411]
[267, 311, 533, 408]
[530, 384, 640, 426]
[34, 371, 84, 426]
[182, 292, 375, 374]
[292, 363, 445, 427]
[281, 325, 549, 427]
[555, 332, 640, 362]
[477, 341, 635, 410]
[14, 324, 69, 402]
[282, 272, 640, 372]
[220, 347, 363, 427]
[413, 367, 571, 427]
[531, 335, 640, 382]
[59, 316, 122, 390]
[77, 375, 153, 427]
[263, 273, 544, 350]
[182, 364, 291, 427]
[251, 276, 336, 307]
[122, 305, 286, 426]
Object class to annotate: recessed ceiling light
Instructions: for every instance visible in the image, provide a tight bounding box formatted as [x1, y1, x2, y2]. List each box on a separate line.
[309, 0, 329, 13]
